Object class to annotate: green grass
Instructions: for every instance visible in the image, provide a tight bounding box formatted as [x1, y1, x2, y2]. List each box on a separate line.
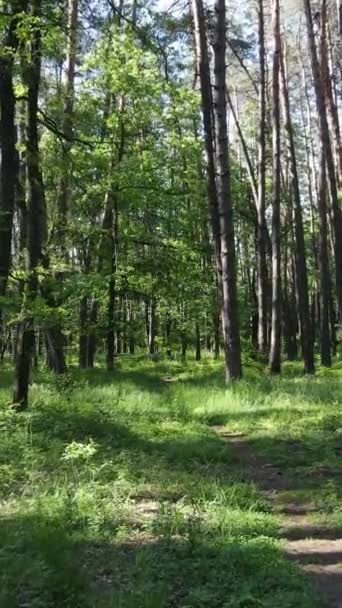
[1, 355, 341, 607]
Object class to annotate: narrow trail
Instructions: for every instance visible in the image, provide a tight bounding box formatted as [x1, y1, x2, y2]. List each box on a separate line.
[213, 426, 342, 608]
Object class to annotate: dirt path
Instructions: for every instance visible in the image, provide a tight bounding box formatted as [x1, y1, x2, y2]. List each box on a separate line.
[212, 426, 342, 608]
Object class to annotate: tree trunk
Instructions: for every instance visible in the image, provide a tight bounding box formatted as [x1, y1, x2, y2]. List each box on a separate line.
[269, 0, 282, 374]
[86, 300, 97, 368]
[57, 0, 78, 240]
[256, 0, 269, 355]
[128, 301, 135, 354]
[304, 0, 342, 322]
[318, 147, 332, 366]
[213, 0, 242, 381]
[192, 0, 222, 369]
[191, 0, 221, 267]
[283, 241, 298, 361]
[330, 295, 337, 356]
[321, 25, 342, 188]
[280, 44, 314, 373]
[180, 332, 187, 360]
[149, 298, 156, 355]
[13, 0, 45, 408]
[213, 297, 220, 360]
[0, 1, 25, 355]
[165, 315, 172, 358]
[79, 295, 88, 368]
[337, 0, 342, 35]
[195, 322, 201, 361]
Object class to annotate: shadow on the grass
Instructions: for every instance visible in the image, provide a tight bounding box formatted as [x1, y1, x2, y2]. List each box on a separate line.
[22, 400, 342, 502]
[0, 510, 316, 608]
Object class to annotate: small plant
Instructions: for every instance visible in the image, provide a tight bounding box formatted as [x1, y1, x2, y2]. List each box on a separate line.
[50, 372, 80, 398]
[61, 439, 98, 463]
[61, 439, 99, 483]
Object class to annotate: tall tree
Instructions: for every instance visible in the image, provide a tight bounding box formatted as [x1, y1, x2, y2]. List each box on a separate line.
[57, 0, 79, 241]
[256, 0, 269, 355]
[13, 0, 45, 408]
[318, 147, 332, 366]
[0, 1, 27, 350]
[303, 0, 342, 322]
[269, 0, 282, 374]
[213, 0, 242, 380]
[192, 0, 242, 381]
[280, 44, 315, 374]
[337, 0, 342, 35]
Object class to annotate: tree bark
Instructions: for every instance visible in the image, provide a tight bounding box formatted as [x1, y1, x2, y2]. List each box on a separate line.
[105, 192, 118, 371]
[256, 0, 269, 355]
[0, 1, 26, 354]
[212, 0, 242, 381]
[57, 0, 79, 240]
[269, 0, 282, 374]
[148, 298, 156, 355]
[79, 295, 88, 368]
[195, 322, 201, 361]
[13, 0, 45, 408]
[337, 0, 342, 35]
[303, 0, 342, 322]
[318, 148, 332, 366]
[280, 44, 315, 373]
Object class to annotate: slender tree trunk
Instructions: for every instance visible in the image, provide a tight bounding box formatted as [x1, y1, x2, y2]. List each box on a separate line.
[57, 0, 78, 239]
[280, 44, 314, 373]
[304, 0, 342, 322]
[322, 26, 342, 188]
[122, 298, 128, 354]
[191, 0, 221, 266]
[0, 54, 16, 296]
[149, 298, 156, 354]
[283, 234, 298, 361]
[195, 322, 201, 361]
[337, 0, 342, 35]
[0, 2, 25, 356]
[191, 0, 223, 370]
[14, 0, 45, 408]
[256, 0, 269, 355]
[106, 274, 115, 370]
[105, 193, 118, 371]
[330, 295, 337, 356]
[318, 148, 332, 366]
[128, 301, 135, 354]
[213, 288, 220, 360]
[165, 315, 172, 358]
[213, 0, 242, 381]
[79, 295, 88, 368]
[269, 0, 282, 374]
[87, 300, 97, 368]
[180, 332, 187, 360]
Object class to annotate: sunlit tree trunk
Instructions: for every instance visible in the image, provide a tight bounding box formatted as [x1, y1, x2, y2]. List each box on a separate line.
[57, 0, 78, 240]
[195, 322, 201, 361]
[148, 298, 156, 354]
[269, 0, 282, 374]
[256, 0, 269, 355]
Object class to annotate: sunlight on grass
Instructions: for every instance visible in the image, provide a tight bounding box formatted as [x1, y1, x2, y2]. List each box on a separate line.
[1, 355, 340, 606]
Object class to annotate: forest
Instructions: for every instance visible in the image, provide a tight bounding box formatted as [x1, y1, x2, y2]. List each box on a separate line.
[1, 0, 342, 606]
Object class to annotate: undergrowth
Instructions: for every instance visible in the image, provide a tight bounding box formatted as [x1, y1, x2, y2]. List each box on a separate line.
[1, 355, 340, 607]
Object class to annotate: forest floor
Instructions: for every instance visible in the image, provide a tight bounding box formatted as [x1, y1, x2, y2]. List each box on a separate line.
[1, 355, 342, 607]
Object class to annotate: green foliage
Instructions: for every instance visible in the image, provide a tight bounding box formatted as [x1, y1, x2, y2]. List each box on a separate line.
[1, 357, 338, 607]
